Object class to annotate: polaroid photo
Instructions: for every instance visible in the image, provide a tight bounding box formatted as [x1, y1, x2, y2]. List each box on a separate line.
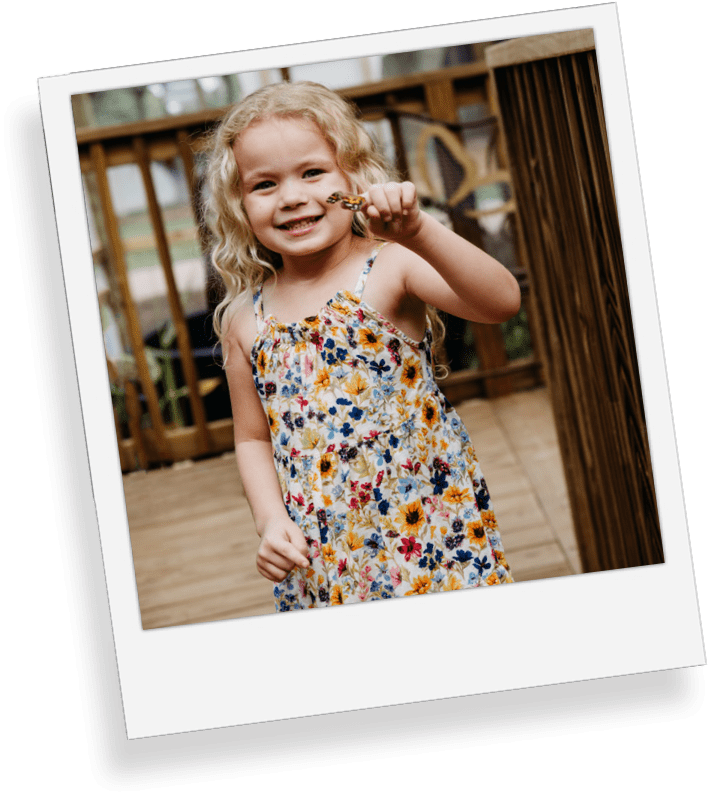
[22, 4, 706, 780]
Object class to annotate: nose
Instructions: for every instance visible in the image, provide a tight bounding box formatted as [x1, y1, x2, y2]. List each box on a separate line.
[278, 177, 307, 209]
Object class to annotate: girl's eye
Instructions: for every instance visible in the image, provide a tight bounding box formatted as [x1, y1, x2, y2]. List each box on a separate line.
[253, 180, 275, 191]
[303, 169, 324, 178]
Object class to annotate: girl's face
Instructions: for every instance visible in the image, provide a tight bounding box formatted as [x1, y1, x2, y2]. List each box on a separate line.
[232, 116, 354, 262]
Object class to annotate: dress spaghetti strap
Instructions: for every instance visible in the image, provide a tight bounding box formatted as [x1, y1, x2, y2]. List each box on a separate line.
[252, 284, 266, 334]
[353, 241, 387, 298]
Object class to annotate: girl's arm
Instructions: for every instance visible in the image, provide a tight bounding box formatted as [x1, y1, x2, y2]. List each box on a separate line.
[364, 182, 521, 324]
[223, 309, 310, 582]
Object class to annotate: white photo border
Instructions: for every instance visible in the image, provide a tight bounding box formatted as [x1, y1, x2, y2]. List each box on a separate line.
[39, 3, 705, 739]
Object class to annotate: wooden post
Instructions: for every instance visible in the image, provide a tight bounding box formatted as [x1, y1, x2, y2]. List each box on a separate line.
[487, 31, 663, 571]
[90, 142, 171, 461]
[133, 135, 211, 456]
[419, 82, 512, 395]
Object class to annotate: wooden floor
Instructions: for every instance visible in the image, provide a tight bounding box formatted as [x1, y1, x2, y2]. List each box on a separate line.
[123, 386, 582, 630]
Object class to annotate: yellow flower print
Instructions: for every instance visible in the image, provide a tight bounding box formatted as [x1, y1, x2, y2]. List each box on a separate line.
[345, 530, 364, 551]
[343, 371, 370, 397]
[405, 574, 432, 596]
[481, 510, 499, 531]
[301, 427, 321, 451]
[314, 369, 331, 391]
[495, 550, 509, 570]
[443, 485, 471, 505]
[305, 568, 315, 579]
[485, 571, 501, 586]
[400, 357, 421, 388]
[466, 520, 487, 548]
[267, 407, 278, 432]
[397, 499, 426, 534]
[331, 585, 344, 605]
[322, 544, 337, 564]
[318, 452, 335, 479]
[378, 550, 388, 563]
[442, 576, 463, 591]
[302, 315, 320, 328]
[329, 300, 352, 317]
[358, 327, 382, 353]
[422, 397, 438, 428]
[256, 349, 268, 378]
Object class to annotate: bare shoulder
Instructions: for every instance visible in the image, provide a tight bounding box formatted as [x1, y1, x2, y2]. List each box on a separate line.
[363, 241, 429, 341]
[221, 292, 258, 368]
[372, 240, 428, 303]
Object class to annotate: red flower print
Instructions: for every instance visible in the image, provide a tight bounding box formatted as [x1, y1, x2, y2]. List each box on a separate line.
[398, 536, 422, 561]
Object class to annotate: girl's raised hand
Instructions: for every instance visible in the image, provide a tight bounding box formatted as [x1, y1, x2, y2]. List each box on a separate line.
[256, 516, 310, 583]
[362, 181, 423, 242]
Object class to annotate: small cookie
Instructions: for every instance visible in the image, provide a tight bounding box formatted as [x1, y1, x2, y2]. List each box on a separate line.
[327, 191, 367, 211]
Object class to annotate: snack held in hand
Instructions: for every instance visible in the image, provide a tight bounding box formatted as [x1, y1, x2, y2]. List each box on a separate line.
[327, 191, 367, 211]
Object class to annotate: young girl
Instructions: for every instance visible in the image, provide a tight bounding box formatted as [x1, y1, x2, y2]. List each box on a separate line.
[206, 81, 519, 611]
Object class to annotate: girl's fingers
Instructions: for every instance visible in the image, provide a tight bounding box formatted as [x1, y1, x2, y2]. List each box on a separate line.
[257, 559, 290, 582]
[400, 181, 417, 214]
[285, 526, 310, 564]
[365, 182, 414, 223]
[258, 547, 293, 575]
[366, 183, 392, 222]
[383, 182, 403, 218]
[269, 536, 309, 569]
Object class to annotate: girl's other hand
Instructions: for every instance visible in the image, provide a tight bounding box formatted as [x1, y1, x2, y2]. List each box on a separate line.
[256, 516, 310, 582]
[363, 181, 424, 243]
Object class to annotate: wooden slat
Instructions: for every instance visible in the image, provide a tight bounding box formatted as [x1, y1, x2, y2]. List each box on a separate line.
[176, 129, 213, 264]
[423, 78, 458, 123]
[132, 135, 211, 457]
[90, 142, 170, 460]
[76, 107, 227, 146]
[486, 29, 595, 69]
[140, 418, 234, 463]
[345, 60, 490, 100]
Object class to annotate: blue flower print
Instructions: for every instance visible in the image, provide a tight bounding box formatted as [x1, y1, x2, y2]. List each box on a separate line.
[397, 476, 418, 496]
[473, 555, 492, 575]
[430, 469, 448, 495]
[368, 358, 391, 377]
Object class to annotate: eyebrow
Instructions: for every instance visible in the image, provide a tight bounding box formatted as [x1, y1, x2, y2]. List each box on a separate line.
[243, 156, 333, 182]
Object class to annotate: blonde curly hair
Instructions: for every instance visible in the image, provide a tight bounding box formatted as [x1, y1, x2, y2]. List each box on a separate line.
[203, 80, 445, 363]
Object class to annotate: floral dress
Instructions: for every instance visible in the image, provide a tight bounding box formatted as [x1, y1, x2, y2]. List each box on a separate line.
[251, 243, 514, 611]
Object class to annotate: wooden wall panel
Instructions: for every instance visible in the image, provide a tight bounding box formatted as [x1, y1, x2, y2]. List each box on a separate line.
[488, 38, 663, 571]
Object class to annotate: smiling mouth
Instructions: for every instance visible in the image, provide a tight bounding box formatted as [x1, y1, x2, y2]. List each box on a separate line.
[278, 215, 322, 231]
